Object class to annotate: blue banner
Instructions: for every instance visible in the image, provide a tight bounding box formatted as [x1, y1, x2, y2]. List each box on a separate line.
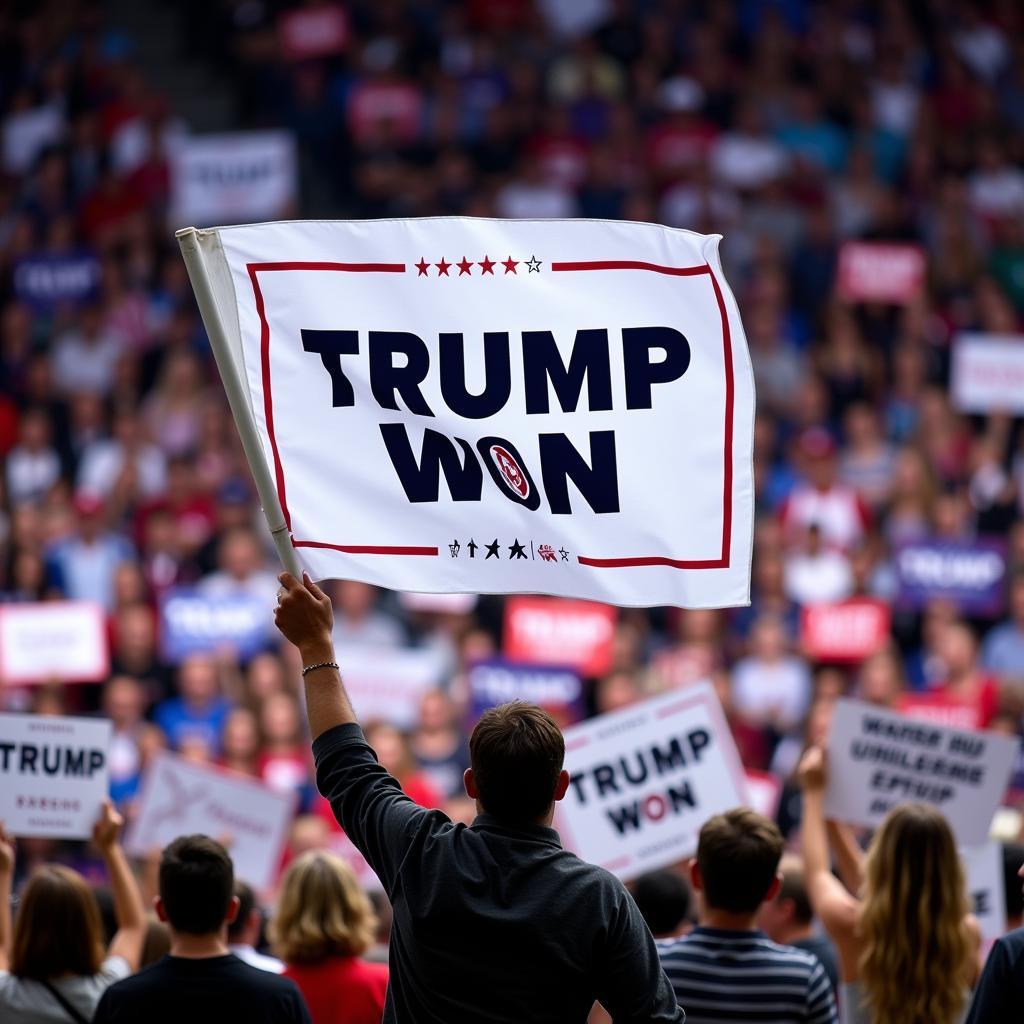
[468, 658, 585, 726]
[159, 588, 272, 663]
[895, 538, 1007, 617]
[13, 251, 101, 311]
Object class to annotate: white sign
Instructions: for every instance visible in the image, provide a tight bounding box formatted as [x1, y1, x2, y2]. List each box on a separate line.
[188, 218, 755, 609]
[0, 602, 108, 685]
[961, 841, 1006, 948]
[0, 713, 111, 838]
[952, 333, 1024, 414]
[556, 683, 749, 880]
[171, 131, 297, 226]
[126, 753, 296, 889]
[824, 699, 1018, 846]
[338, 647, 446, 730]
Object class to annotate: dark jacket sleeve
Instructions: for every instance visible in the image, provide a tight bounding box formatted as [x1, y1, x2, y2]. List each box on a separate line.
[964, 935, 1015, 1024]
[313, 723, 444, 891]
[592, 885, 685, 1023]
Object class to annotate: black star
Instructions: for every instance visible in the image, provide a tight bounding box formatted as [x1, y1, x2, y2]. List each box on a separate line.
[526, 255, 542, 272]
[467, 539, 478, 557]
[559, 547, 569, 561]
[485, 539, 500, 559]
[509, 538, 527, 559]
[415, 258, 430, 276]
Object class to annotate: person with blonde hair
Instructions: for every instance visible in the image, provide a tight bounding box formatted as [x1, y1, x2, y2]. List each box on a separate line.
[272, 850, 388, 1024]
[0, 801, 147, 1023]
[799, 747, 979, 1024]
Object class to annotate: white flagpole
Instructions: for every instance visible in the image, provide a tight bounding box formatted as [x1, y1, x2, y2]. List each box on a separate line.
[176, 226, 303, 578]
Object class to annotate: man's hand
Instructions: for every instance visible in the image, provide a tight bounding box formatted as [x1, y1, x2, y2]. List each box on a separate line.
[92, 799, 124, 853]
[275, 572, 334, 660]
[797, 745, 828, 793]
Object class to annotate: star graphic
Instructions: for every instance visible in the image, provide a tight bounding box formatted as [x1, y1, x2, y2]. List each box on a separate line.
[436, 258, 451, 276]
[502, 255, 519, 274]
[508, 538, 528, 559]
[526, 255, 542, 273]
[415, 258, 430, 276]
[478, 255, 495, 275]
[467, 539, 478, 557]
[559, 547, 569, 561]
[457, 256, 473, 276]
[485, 538, 500, 559]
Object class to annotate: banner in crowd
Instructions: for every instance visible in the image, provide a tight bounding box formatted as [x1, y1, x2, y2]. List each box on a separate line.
[836, 242, 926, 303]
[0, 601, 108, 685]
[159, 588, 271, 663]
[744, 769, 782, 821]
[179, 219, 755, 608]
[556, 682, 748, 880]
[894, 538, 1007, 617]
[0, 713, 111, 838]
[824, 699, 1018, 845]
[170, 131, 297, 226]
[13, 250, 101, 310]
[126, 753, 296, 890]
[800, 598, 890, 663]
[503, 597, 616, 677]
[952, 333, 1024, 414]
[337, 646, 447, 730]
[278, 4, 349, 60]
[467, 658, 585, 727]
[961, 841, 1007, 947]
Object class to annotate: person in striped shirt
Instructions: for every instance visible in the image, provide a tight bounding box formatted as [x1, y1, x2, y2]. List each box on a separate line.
[657, 808, 838, 1024]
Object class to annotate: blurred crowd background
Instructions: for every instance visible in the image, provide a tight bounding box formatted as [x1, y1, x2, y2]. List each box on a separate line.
[2, 0, 1024, 906]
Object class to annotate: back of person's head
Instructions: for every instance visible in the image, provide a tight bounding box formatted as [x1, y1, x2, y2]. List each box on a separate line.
[271, 851, 377, 965]
[776, 862, 814, 927]
[631, 870, 693, 937]
[11, 865, 104, 980]
[159, 835, 234, 936]
[696, 808, 784, 914]
[227, 880, 257, 944]
[468, 701, 564, 821]
[860, 804, 971, 1024]
[1002, 841, 1024, 927]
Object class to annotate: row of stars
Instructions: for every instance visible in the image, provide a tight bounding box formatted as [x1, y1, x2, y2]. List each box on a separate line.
[415, 255, 542, 277]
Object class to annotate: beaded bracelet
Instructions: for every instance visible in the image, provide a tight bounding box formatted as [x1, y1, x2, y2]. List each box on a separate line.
[301, 661, 340, 677]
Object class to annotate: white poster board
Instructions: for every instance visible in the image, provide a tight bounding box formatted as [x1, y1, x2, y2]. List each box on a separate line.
[0, 602, 108, 684]
[186, 218, 755, 609]
[961, 841, 1007, 947]
[338, 647, 446, 730]
[952, 333, 1024, 414]
[0, 713, 111, 838]
[824, 699, 1018, 845]
[556, 682, 748, 879]
[126, 753, 297, 889]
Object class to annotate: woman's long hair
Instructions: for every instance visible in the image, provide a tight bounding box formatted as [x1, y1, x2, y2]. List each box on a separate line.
[11, 865, 105, 980]
[857, 804, 971, 1024]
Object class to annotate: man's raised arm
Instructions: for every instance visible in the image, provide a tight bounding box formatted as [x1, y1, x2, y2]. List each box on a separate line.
[274, 572, 356, 738]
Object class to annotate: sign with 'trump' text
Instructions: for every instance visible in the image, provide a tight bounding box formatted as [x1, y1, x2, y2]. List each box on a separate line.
[0, 713, 111, 838]
[556, 683, 748, 880]
[824, 699, 1018, 846]
[191, 218, 755, 608]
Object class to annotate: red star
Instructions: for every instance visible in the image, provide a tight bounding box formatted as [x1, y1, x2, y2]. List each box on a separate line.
[478, 255, 496, 274]
[457, 257, 473, 276]
[415, 258, 430, 276]
[502, 256, 519, 274]
[436, 258, 451, 276]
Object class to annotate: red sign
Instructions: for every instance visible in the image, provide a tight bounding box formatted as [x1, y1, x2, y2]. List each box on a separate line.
[836, 243, 925, 304]
[801, 598, 890, 663]
[504, 597, 617, 677]
[278, 6, 349, 61]
[898, 692, 984, 732]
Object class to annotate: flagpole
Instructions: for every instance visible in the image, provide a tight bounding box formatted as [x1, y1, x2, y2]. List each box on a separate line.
[176, 226, 303, 578]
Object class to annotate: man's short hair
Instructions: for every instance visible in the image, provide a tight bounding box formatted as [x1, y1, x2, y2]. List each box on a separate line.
[777, 865, 813, 925]
[160, 835, 234, 935]
[227, 880, 256, 943]
[697, 808, 784, 914]
[631, 870, 693, 936]
[469, 701, 564, 822]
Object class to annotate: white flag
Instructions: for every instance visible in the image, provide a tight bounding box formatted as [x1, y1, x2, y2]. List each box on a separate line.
[181, 218, 754, 608]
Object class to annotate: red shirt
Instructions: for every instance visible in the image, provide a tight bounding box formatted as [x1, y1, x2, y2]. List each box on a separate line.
[284, 957, 388, 1024]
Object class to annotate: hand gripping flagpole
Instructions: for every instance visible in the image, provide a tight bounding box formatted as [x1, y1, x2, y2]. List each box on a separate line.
[176, 226, 303, 579]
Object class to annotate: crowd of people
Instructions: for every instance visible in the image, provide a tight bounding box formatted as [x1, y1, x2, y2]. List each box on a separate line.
[3, 0, 1024, 1021]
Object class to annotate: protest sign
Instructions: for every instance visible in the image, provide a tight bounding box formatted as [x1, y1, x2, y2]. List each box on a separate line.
[177, 218, 755, 609]
[800, 598, 890, 663]
[744, 770, 782, 821]
[0, 713, 110, 838]
[961, 841, 1006, 948]
[127, 753, 296, 890]
[898, 691, 988, 732]
[13, 250, 101, 311]
[337, 647, 446, 730]
[0, 602, 108, 685]
[467, 658, 585, 727]
[278, 5, 349, 60]
[952, 333, 1024, 414]
[170, 131, 297, 227]
[159, 588, 271, 663]
[836, 242, 925, 303]
[824, 699, 1018, 845]
[504, 597, 616, 676]
[895, 538, 1007, 617]
[556, 683, 748, 880]
[327, 830, 383, 893]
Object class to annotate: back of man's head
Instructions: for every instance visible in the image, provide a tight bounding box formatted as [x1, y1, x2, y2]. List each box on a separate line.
[159, 835, 234, 935]
[469, 701, 564, 822]
[631, 870, 693, 937]
[227, 880, 256, 944]
[776, 863, 814, 926]
[697, 808, 784, 915]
